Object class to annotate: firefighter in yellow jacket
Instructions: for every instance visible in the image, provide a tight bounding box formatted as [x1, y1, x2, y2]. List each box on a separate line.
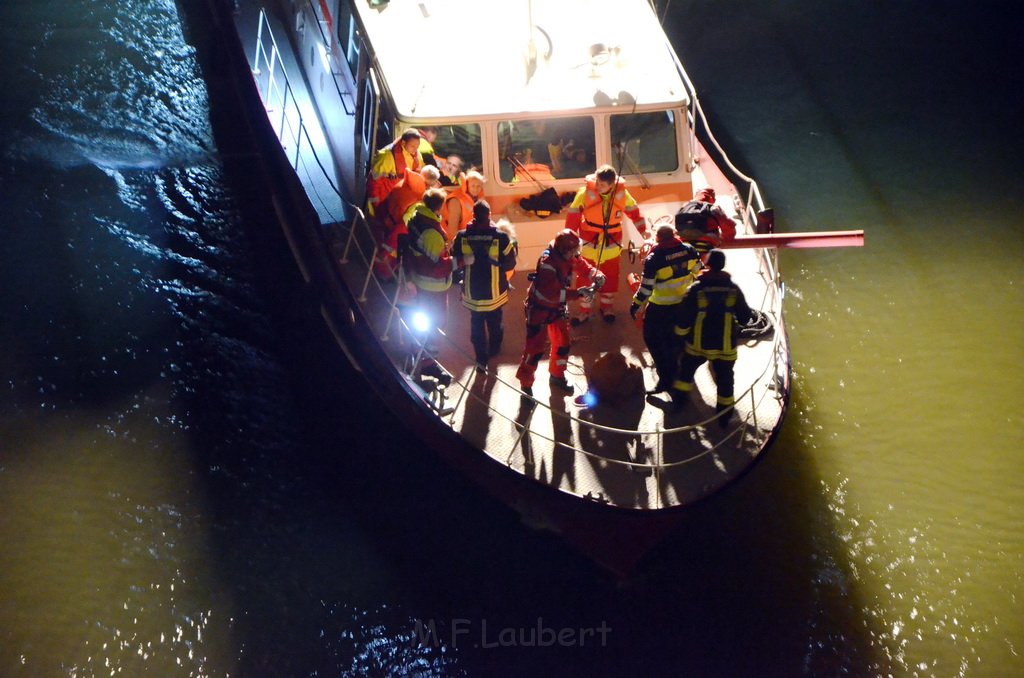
[564, 164, 647, 324]
[671, 249, 754, 427]
[404, 188, 452, 346]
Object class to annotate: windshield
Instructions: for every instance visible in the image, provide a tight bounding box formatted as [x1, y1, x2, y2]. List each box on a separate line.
[609, 111, 678, 175]
[498, 116, 596, 183]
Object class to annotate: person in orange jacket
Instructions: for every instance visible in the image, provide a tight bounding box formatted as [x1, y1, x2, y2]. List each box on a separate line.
[442, 169, 486, 240]
[563, 164, 647, 324]
[371, 165, 441, 279]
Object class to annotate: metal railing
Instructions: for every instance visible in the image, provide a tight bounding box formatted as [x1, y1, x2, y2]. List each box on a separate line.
[246, 10, 789, 509]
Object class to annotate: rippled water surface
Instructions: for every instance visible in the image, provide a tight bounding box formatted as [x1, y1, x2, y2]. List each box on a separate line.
[1, 1, 1021, 675]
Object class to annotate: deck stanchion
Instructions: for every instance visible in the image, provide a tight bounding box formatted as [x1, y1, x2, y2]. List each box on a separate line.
[654, 422, 663, 509]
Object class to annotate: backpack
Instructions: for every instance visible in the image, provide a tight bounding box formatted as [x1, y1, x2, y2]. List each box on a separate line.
[674, 200, 716, 240]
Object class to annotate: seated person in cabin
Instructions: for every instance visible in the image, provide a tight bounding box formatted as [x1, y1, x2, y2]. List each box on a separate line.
[553, 140, 592, 178]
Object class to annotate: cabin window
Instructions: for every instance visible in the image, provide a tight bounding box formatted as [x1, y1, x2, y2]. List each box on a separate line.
[609, 111, 678, 174]
[416, 124, 482, 178]
[497, 117, 595, 183]
[335, 4, 359, 78]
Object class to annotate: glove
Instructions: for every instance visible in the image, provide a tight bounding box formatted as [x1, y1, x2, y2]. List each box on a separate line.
[576, 285, 596, 303]
[592, 271, 607, 289]
[462, 253, 475, 266]
[629, 303, 640, 320]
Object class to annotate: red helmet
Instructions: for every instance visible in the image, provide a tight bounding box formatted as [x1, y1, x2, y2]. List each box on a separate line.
[695, 187, 716, 203]
[553, 229, 581, 251]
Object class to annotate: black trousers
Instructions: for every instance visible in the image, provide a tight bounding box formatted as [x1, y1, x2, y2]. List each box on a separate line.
[642, 303, 681, 389]
[470, 308, 503, 363]
[677, 352, 736, 408]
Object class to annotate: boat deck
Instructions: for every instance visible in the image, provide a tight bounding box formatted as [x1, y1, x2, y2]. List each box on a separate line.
[328, 225, 787, 510]
[233, 0, 788, 511]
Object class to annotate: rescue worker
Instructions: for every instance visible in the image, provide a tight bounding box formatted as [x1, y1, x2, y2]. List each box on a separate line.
[630, 225, 702, 394]
[516, 229, 605, 396]
[452, 200, 517, 367]
[366, 129, 424, 217]
[372, 165, 441, 279]
[404, 188, 452, 347]
[564, 164, 648, 324]
[670, 249, 754, 427]
[411, 127, 440, 167]
[674, 187, 737, 259]
[442, 170, 486, 240]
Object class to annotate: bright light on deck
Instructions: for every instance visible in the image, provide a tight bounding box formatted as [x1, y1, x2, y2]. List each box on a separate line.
[411, 311, 432, 334]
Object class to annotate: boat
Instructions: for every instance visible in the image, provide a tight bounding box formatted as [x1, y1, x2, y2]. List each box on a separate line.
[203, 0, 863, 575]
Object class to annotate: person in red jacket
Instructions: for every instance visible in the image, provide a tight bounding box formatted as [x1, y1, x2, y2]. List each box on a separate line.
[564, 164, 647, 324]
[515, 230, 605, 396]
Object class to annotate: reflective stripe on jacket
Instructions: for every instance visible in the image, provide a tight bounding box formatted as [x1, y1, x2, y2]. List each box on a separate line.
[454, 221, 517, 312]
[673, 270, 753, 361]
[406, 203, 452, 292]
[634, 239, 701, 307]
[577, 176, 626, 263]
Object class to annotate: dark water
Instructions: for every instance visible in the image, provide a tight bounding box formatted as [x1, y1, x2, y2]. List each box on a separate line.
[2, 1, 1022, 676]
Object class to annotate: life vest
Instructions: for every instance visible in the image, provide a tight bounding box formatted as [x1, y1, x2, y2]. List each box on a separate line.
[379, 168, 427, 234]
[366, 141, 424, 215]
[512, 163, 556, 184]
[442, 186, 476, 240]
[579, 175, 627, 263]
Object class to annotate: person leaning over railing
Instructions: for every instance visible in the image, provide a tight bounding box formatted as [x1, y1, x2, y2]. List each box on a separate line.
[674, 187, 737, 262]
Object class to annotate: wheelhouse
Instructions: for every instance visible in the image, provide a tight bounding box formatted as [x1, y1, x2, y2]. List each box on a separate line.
[285, 0, 697, 261]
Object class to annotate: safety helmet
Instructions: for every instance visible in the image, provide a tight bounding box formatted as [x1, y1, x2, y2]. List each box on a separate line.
[553, 229, 581, 251]
[695, 187, 716, 203]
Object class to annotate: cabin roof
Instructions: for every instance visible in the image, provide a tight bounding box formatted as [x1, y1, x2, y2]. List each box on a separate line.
[354, 0, 689, 121]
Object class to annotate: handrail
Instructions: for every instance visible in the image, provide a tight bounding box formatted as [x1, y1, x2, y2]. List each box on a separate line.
[245, 11, 788, 500]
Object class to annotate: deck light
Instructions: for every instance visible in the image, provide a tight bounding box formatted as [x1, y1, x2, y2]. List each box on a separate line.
[411, 310, 432, 334]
